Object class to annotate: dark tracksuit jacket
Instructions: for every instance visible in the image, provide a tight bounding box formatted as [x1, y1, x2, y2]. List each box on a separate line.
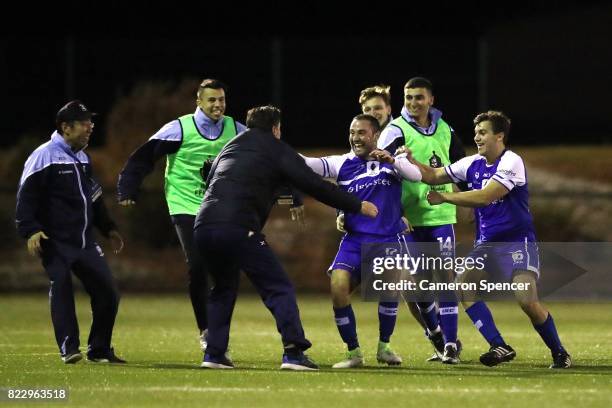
[196, 128, 361, 231]
[15, 131, 119, 356]
[195, 128, 363, 356]
[16, 132, 116, 246]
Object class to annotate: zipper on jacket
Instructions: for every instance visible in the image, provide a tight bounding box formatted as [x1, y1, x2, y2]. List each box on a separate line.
[73, 162, 88, 248]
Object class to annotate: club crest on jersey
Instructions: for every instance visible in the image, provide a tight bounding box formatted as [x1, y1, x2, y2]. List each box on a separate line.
[366, 161, 379, 175]
[429, 151, 442, 168]
[475, 172, 480, 179]
[511, 250, 524, 264]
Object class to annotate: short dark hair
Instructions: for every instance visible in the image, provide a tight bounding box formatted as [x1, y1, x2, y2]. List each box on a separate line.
[359, 84, 391, 106]
[473, 110, 511, 143]
[197, 78, 227, 97]
[246, 105, 281, 131]
[353, 114, 381, 134]
[404, 77, 434, 94]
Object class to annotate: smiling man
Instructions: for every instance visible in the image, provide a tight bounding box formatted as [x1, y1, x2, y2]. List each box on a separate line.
[117, 79, 247, 356]
[359, 84, 393, 129]
[407, 110, 571, 369]
[301, 114, 424, 368]
[16, 100, 125, 364]
[377, 77, 466, 363]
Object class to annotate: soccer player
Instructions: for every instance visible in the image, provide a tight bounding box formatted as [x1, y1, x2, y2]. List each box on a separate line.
[359, 84, 393, 129]
[378, 77, 466, 363]
[408, 110, 572, 369]
[356, 84, 448, 360]
[302, 114, 430, 368]
[117, 79, 246, 353]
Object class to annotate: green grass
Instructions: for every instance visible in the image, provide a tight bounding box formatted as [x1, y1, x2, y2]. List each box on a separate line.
[1, 294, 611, 407]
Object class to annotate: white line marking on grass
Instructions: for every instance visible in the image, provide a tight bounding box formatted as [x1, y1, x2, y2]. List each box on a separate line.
[0, 344, 54, 348]
[5, 352, 57, 356]
[72, 386, 605, 394]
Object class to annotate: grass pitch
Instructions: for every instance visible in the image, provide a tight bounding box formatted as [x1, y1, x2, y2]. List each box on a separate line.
[1, 294, 611, 407]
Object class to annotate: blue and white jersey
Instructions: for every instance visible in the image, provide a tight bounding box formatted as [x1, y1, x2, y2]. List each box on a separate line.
[312, 152, 406, 237]
[445, 150, 535, 243]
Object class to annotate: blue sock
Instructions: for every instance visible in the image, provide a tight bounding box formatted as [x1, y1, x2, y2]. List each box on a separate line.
[439, 301, 458, 344]
[417, 302, 440, 334]
[465, 301, 506, 347]
[334, 305, 359, 350]
[533, 313, 565, 355]
[378, 302, 398, 343]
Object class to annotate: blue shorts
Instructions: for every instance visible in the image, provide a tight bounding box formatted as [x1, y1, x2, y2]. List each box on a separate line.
[411, 224, 455, 258]
[329, 232, 413, 282]
[468, 233, 540, 282]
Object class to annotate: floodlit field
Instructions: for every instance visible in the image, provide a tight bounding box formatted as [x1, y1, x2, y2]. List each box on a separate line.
[1, 294, 611, 407]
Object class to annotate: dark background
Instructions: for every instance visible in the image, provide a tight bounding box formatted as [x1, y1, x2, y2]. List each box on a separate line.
[1, 2, 611, 149]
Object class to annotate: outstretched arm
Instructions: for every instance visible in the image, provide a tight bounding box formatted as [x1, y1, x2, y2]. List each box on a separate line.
[281, 146, 376, 217]
[427, 179, 508, 208]
[391, 146, 452, 185]
[117, 121, 182, 204]
[299, 153, 345, 179]
[369, 149, 421, 181]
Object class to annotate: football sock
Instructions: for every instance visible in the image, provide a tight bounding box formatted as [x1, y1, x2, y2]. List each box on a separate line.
[533, 313, 565, 355]
[378, 302, 398, 343]
[465, 301, 506, 347]
[417, 301, 440, 334]
[439, 301, 459, 344]
[334, 305, 359, 350]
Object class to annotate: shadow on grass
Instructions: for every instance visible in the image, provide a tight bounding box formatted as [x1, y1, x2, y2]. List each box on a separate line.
[109, 362, 202, 370]
[117, 360, 612, 377]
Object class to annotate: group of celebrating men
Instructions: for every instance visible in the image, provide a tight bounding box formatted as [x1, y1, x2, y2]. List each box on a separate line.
[15, 76, 571, 370]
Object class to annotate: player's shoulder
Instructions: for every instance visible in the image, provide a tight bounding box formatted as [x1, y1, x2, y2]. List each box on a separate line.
[501, 149, 523, 161]
[234, 120, 247, 133]
[379, 124, 403, 144]
[150, 119, 182, 142]
[496, 150, 527, 181]
[317, 151, 355, 178]
[437, 116, 454, 130]
[342, 151, 356, 161]
[454, 153, 484, 168]
[331, 151, 356, 167]
[381, 122, 403, 137]
[498, 150, 525, 168]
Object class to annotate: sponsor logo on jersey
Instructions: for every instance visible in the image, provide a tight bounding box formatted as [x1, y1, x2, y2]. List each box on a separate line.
[498, 169, 517, 177]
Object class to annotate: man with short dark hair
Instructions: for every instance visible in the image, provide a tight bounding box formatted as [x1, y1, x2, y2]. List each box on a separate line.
[409, 110, 572, 369]
[302, 114, 423, 368]
[195, 105, 378, 370]
[378, 76, 466, 363]
[117, 78, 247, 353]
[16, 100, 125, 364]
